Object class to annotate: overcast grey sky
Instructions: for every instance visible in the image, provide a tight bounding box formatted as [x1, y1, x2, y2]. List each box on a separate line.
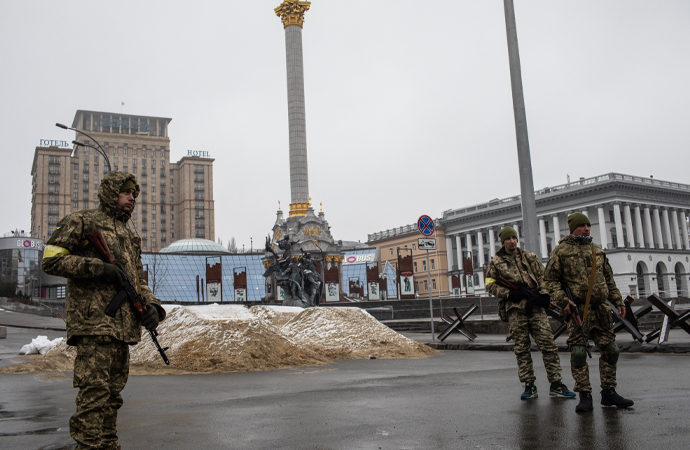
[2, 1, 689, 249]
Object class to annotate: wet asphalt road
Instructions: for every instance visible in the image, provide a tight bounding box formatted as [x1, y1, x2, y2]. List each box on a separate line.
[2, 323, 690, 449]
[2, 307, 690, 449]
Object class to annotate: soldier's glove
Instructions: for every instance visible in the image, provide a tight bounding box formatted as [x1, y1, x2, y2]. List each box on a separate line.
[530, 292, 552, 309]
[508, 289, 523, 303]
[102, 263, 127, 288]
[140, 305, 160, 331]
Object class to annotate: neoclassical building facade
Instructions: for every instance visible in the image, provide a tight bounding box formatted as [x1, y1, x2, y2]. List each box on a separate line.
[440, 173, 690, 299]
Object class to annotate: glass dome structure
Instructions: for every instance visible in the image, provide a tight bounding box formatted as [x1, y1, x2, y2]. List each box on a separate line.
[158, 238, 231, 255]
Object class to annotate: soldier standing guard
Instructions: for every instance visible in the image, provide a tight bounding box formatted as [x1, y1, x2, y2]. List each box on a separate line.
[544, 213, 634, 413]
[42, 171, 166, 449]
[486, 227, 576, 400]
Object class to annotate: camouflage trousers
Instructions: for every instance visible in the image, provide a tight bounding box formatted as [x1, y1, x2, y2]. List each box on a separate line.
[71, 336, 129, 450]
[508, 308, 562, 383]
[566, 303, 617, 392]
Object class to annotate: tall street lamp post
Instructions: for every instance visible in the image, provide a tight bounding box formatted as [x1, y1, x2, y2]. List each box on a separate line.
[56, 122, 112, 172]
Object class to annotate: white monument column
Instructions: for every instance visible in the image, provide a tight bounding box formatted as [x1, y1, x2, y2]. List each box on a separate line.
[538, 217, 548, 258]
[634, 205, 645, 248]
[623, 204, 635, 248]
[488, 228, 496, 258]
[275, 1, 312, 217]
[477, 230, 485, 268]
[652, 208, 664, 248]
[662, 208, 673, 249]
[681, 210, 690, 250]
[465, 233, 473, 256]
[445, 236, 454, 289]
[552, 215, 561, 243]
[455, 235, 463, 270]
[671, 209, 683, 250]
[613, 203, 624, 248]
[597, 206, 609, 249]
[643, 206, 655, 248]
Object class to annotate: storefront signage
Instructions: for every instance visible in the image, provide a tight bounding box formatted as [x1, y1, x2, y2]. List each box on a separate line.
[343, 252, 375, 265]
[17, 239, 44, 250]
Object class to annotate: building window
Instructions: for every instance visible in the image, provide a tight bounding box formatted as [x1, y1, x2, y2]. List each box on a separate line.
[412, 244, 416, 250]
[413, 262, 418, 272]
[389, 248, 393, 256]
[430, 259, 435, 270]
[432, 279, 437, 289]
[414, 281, 419, 292]
[424, 280, 428, 291]
[422, 260, 427, 271]
[57, 286, 66, 299]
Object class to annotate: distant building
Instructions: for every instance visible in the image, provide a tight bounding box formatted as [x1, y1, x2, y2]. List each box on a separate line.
[0, 232, 65, 301]
[367, 222, 450, 298]
[368, 173, 690, 299]
[31, 110, 215, 252]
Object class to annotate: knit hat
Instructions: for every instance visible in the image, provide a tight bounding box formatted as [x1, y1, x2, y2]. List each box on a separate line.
[499, 226, 518, 243]
[568, 212, 590, 233]
[120, 179, 137, 193]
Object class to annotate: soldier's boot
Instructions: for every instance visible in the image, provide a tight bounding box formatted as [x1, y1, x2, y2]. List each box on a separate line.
[549, 381, 576, 399]
[575, 392, 593, 413]
[520, 382, 538, 400]
[601, 389, 634, 408]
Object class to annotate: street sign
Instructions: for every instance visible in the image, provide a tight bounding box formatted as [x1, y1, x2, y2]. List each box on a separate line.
[417, 215, 435, 236]
[418, 238, 436, 250]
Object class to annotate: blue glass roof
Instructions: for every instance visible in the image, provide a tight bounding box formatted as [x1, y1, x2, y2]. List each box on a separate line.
[141, 248, 397, 303]
[142, 253, 265, 302]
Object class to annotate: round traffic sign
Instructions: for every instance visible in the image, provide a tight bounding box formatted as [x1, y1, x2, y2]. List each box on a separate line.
[417, 215, 435, 236]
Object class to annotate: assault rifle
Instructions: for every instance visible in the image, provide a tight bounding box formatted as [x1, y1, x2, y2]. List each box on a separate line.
[562, 283, 592, 358]
[494, 276, 551, 310]
[495, 277, 566, 342]
[86, 230, 170, 365]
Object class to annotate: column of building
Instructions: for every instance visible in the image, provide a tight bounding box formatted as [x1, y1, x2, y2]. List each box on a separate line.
[623, 204, 635, 248]
[445, 236, 454, 294]
[538, 218, 547, 258]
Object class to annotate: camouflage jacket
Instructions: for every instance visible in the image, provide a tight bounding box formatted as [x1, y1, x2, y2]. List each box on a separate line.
[543, 235, 622, 310]
[485, 247, 544, 312]
[42, 172, 164, 346]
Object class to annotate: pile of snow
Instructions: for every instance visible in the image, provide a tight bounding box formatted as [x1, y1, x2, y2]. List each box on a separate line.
[19, 335, 64, 355]
[5, 305, 434, 374]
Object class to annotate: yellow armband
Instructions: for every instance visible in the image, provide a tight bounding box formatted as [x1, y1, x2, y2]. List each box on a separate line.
[485, 277, 496, 287]
[43, 245, 70, 259]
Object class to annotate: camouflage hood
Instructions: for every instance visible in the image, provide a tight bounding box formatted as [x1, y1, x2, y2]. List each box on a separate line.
[98, 171, 140, 222]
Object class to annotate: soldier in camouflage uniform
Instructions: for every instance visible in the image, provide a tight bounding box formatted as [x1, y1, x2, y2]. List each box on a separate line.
[486, 227, 575, 400]
[544, 212, 634, 413]
[42, 171, 166, 449]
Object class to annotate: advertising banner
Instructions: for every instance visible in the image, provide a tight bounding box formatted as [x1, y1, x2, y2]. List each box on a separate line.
[400, 274, 414, 296]
[207, 281, 222, 302]
[326, 282, 340, 302]
[368, 282, 380, 300]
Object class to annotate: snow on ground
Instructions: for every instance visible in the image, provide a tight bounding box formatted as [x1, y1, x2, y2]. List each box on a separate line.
[2, 305, 435, 375]
[19, 335, 64, 355]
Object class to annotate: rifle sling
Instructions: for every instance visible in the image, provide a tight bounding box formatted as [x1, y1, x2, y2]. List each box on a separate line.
[583, 244, 597, 319]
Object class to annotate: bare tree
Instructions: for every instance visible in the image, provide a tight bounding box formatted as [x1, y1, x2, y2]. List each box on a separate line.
[228, 237, 238, 253]
[149, 254, 170, 296]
